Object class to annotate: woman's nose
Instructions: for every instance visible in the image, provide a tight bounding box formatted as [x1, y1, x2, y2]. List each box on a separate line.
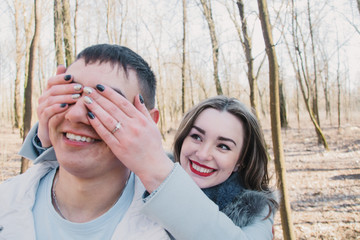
[195, 143, 214, 161]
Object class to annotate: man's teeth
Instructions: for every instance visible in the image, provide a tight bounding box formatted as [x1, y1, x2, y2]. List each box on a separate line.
[66, 133, 94, 143]
[192, 162, 214, 173]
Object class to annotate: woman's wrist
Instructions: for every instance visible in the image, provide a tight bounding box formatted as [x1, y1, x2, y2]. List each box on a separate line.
[138, 156, 175, 193]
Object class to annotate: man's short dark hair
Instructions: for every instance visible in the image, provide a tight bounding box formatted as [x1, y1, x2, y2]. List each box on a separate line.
[76, 44, 156, 109]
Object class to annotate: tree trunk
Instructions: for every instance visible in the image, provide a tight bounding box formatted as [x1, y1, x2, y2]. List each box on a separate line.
[181, 0, 187, 114]
[74, 0, 78, 55]
[307, 0, 321, 143]
[296, 81, 300, 129]
[294, 44, 329, 150]
[294, 45, 329, 149]
[291, 1, 329, 150]
[21, 0, 40, 174]
[199, 0, 222, 95]
[62, 0, 74, 67]
[321, 60, 331, 120]
[106, 0, 113, 44]
[336, 46, 341, 129]
[257, 0, 296, 239]
[236, 0, 260, 119]
[22, 2, 35, 139]
[54, 0, 64, 65]
[14, 0, 22, 129]
[279, 79, 288, 128]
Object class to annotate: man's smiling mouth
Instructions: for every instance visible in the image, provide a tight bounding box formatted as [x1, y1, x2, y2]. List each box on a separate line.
[65, 132, 95, 143]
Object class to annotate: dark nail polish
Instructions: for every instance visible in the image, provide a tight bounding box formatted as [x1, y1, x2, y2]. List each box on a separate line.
[96, 84, 105, 92]
[64, 75, 72, 81]
[139, 94, 144, 104]
[88, 112, 95, 119]
[60, 103, 67, 108]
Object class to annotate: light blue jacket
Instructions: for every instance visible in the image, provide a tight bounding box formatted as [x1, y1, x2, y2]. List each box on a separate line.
[16, 123, 274, 240]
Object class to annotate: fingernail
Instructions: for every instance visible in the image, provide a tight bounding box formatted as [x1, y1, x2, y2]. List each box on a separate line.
[64, 75, 72, 81]
[74, 84, 82, 91]
[60, 103, 67, 108]
[72, 93, 81, 99]
[139, 94, 144, 104]
[88, 112, 95, 119]
[83, 86, 93, 94]
[84, 96, 93, 104]
[96, 84, 105, 92]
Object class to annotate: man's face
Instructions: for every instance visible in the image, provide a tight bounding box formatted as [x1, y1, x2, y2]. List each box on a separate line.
[48, 59, 141, 178]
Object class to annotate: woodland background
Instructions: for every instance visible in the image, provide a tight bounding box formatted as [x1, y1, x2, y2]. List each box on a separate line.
[0, 0, 359, 239]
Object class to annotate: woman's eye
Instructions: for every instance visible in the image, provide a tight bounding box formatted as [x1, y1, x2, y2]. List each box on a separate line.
[190, 134, 201, 141]
[218, 144, 230, 151]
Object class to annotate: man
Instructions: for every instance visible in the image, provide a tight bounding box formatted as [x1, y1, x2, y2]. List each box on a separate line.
[0, 44, 273, 240]
[0, 44, 170, 239]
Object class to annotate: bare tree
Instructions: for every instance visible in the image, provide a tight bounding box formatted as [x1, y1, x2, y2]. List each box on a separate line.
[279, 78, 288, 128]
[54, 0, 64, 65]
[106, 0, 128, 45]
[257, 0, 296, 239]
[21, 0, 41, 173]
[22, 2, 35, 138]
[181, 0, 187, 114]
[53, 0, 75, 66]
[235, 0, 260, 119]
[13, 0, 22, 129]
[142, 17, 167, 139]
[263, 0, 289, 128]
[199, 0, 223, 95]
[307, 0, 321, 141]
[106, 0, 113, 44]
[336, 32, 341, 128]
[117, 0, 128, 45]
[62, 0, 74, 66]
[291, 1, 329, 150]
[318, 46, 331, 121]
[74, 0, 79, 55]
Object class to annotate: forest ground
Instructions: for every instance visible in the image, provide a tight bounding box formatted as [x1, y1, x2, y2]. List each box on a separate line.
[1, 113, 359, 239]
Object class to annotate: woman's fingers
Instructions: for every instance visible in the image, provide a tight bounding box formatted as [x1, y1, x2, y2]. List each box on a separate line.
[92, 84, 153, 121]
[36, 66, 81, 147]
[86, 110, 119, 147]
[83, 93, 126, 134]
[46, 66, 70, 89]
[56, 65, 66, 75]
[37, 83, 83, 120]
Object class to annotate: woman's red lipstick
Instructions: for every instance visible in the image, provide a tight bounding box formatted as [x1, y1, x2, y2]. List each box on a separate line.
[189, 160, 216, 177]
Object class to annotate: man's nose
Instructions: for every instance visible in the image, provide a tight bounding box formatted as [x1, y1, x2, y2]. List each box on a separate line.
[64, 95, 91, 125]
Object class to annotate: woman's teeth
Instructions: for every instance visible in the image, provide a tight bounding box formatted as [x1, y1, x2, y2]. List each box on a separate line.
[66, 133, 94, 143]
[191, 162, 214, 173]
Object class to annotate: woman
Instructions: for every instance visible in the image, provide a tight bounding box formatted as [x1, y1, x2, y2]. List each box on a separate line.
[172, 96, 278, 228]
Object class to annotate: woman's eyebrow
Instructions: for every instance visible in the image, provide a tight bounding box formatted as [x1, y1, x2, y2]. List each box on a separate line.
[192, 125, 205, 134]
[193, 125, 237, 146]
[218, 136, 237, 146]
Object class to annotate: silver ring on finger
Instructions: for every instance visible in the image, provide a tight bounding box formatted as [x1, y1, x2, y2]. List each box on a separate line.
[112, 122, 122, 134]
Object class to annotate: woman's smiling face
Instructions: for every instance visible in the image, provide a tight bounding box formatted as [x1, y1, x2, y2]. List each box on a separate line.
[180, 108, 245, 188]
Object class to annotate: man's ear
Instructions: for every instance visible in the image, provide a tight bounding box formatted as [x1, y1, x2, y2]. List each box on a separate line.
[149, 108, 160, 124]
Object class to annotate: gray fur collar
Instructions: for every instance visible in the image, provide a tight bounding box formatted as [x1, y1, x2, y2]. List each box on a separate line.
[202, 173, 278, 227]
